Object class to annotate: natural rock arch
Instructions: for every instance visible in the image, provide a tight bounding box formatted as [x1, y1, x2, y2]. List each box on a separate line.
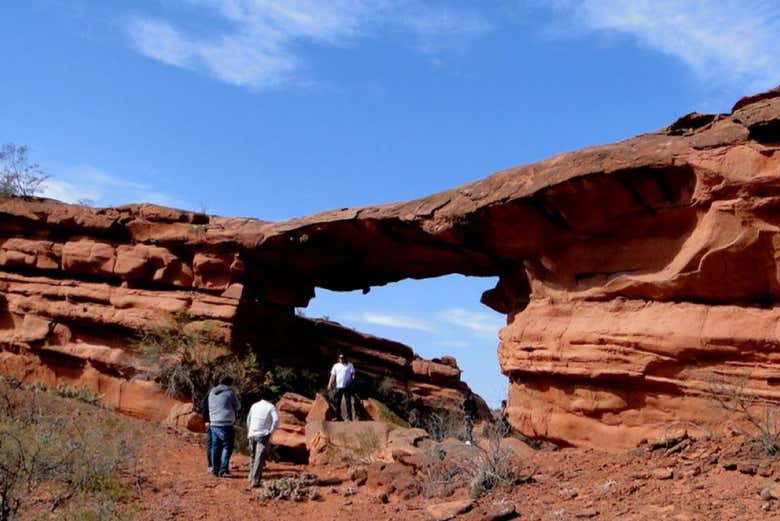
[2, 87, 780, 448]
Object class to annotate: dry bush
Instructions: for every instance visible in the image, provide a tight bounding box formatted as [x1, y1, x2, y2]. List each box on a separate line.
[418, 421, 532, 500]
[418, 443, 468, 498]
[326, 427, 382, 465]
[706, 372, 780, 456]
[466, 422, 531, 499]
[0, 377, 140, 521]
[364, 398, 409, 427]
[411, 408, 465, 442]
[26, 382, 104, 407]
[256, 473, 319, 502]
[353, 427, 381, 462]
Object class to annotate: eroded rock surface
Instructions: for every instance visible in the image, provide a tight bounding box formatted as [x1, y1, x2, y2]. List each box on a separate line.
[0, 203, 482, 427]
[3, 87, 780, 448]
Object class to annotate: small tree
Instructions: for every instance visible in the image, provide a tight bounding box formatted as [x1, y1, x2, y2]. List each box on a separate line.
[0, 143, 49, 198]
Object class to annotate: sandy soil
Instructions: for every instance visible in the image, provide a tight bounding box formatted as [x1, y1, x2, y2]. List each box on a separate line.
[133, 426, 434, 521]
[131, 424, 780, 521]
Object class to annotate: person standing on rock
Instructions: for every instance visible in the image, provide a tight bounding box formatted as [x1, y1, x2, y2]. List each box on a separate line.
[328, 352, 355, 421]
[207, 376, 240, 477]
[246, 396, 280, 488]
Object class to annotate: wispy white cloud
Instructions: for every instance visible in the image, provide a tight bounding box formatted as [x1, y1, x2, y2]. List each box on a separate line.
[125, 18, 194, 68]
[40, 165, 183, 208]
[40, 178, 100, 206]
[124, 0, 491, 90]
[543, 0, 780, 93]
[437, 308, 503, 339]
[344, 311, 437, 333]
[435, 338, 470, 349]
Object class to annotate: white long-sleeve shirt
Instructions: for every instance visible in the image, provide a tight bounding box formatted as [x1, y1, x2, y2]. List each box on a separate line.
[246, 399, 280, 438]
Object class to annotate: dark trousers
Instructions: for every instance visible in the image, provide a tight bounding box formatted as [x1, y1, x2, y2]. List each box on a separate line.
[205, 427, 213, 469]
[465, 415, 475, 443]
[333, 386, 353, 421]
[209, 425, 235, 476]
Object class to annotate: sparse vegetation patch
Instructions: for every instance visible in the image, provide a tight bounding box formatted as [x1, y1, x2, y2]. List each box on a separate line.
[706, 372, 780, 456]
[255, 473, 320, 502]
[0, 377, 141, 521]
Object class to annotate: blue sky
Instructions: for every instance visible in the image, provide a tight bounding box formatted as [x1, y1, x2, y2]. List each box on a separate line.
[3, 1, 780, 406]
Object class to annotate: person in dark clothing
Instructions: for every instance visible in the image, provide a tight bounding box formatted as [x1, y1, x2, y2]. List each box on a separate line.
[463, 390, 478, 444]
[498, 399, 512, 437]
[207, 376, 240, 477]
[199, 395, 213, 473]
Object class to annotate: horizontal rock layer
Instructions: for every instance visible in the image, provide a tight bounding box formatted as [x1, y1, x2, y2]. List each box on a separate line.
[0, 205, 481, 425]
[3, 87, 780, 447]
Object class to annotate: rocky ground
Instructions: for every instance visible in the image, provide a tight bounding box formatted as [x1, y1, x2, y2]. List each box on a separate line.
[130, 420, 780, 521]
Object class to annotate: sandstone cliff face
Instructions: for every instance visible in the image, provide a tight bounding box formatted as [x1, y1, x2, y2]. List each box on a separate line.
[2, 88, 780, 449]
[0, 202, 480, 425]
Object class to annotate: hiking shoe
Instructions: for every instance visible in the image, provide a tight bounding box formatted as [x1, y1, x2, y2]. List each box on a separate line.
[219, 471, 233, 478]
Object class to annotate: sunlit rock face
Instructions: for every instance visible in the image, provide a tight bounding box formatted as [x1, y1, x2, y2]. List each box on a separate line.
[492, 88, 780, 448]
[0, 202, 485, 426]
[2, 87, 780, 447]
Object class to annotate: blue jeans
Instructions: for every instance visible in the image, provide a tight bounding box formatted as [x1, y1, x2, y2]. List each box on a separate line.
[209, 425, 235, 476]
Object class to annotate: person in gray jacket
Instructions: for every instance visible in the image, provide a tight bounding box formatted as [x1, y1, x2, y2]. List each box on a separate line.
[207, 376, 240, 477]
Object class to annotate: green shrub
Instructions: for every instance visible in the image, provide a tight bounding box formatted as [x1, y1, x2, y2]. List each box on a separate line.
[55, 384, 102, 406]
[365, 377, 411, 420]
[135, 311, 231, 402]
[135, 312, 321, 415]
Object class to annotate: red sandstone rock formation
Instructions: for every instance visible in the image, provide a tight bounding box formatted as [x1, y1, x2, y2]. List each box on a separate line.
[0, 203, 483, 427]
[2, 87, 779, 450]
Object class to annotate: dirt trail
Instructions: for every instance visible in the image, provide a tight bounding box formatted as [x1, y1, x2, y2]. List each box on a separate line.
[133, 425, 779, 521]
[133, 427, 432, 521]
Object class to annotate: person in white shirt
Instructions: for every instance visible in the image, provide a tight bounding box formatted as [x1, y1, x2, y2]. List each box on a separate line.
[246, 398, 280, 488]
[328, 352, 355, 421]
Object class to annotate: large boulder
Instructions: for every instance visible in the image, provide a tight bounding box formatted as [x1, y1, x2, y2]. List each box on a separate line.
[270, 392, 312, 463]
[304, 420, 429, 466]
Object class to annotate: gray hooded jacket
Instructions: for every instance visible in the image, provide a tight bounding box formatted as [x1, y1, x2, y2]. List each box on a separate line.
[207, 384, 240, 427]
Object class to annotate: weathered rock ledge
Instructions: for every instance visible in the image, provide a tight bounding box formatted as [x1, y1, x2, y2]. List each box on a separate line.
[3, 87, 780, 448]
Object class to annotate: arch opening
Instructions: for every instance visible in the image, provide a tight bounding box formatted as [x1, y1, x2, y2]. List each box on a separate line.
[304, 273, 507, 408]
